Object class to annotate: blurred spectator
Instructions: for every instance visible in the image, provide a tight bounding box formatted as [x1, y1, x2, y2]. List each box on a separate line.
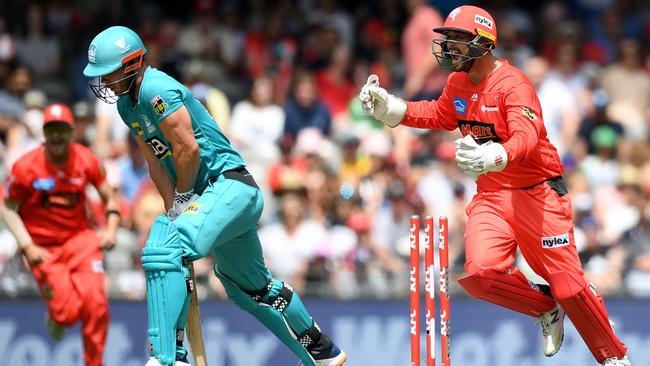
[315, 44, 355, 123]
[580, 125, 621, 189]
[600, 38, 650, 141]
[182, 59, 232, 134]
[0, 66, 30, 144]
[342, 210, 403, 298]
[401, 0, 446, 100]
[115, 134, 149, 204]
[5, 89, 45, 169]
[71, 100, 93, 147]
[338, 134, 371, 187]
[524, 56, 580, 157]
[230, 74, 284, 160]
[259, 193, 324, 294]
[14, 4, 60, 81]
[93, 98, 128, 160]
[576, 89, 624, 157]
[283, 70, 331, 140]
[575, 216, 626, 296]
[621, 200, 650, 297]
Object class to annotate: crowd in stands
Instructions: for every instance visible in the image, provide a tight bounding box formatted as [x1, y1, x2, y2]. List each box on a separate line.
[0, 0, 649, 300]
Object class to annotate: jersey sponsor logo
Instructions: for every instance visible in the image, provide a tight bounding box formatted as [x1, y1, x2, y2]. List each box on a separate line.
[142, 115, 156, 133]
[146, 136, 172, 160]
[88, 44, 97, 63]
[475, 15, 493, 29]
[453, 97, 467, 114]
[32, 178, 55, 191]
[151, 95, 169, 115]
[522, 107, 537, 121]
[481, 105, 499, 112]
[130, 122, 144, 136]
[541, 233, 570, 248]
[458, 120, 502, 143]
[42, 192, 81, 208]
[184, 203, 201, 215]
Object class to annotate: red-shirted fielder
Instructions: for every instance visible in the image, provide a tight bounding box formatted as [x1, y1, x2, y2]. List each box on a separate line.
[2, 103, 120, 366]
[360, 5, 630, 366]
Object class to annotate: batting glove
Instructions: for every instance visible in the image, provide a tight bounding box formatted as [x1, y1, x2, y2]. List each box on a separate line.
[455, 134, 508, 177]
[167, 189, 199, 220]
[359, 74, 407, 128]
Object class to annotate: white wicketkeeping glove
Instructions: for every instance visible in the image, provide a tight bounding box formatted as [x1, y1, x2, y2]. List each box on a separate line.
[358, 74, 407, 128]
[455, 134, 508, 178]
[167, 189, 200, 220]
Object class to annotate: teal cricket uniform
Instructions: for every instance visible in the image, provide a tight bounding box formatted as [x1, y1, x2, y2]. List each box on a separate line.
[118, 67, 316, 364]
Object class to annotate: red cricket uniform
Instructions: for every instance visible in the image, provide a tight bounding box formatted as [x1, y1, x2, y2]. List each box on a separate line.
[6, 144, 110, 366]
[402, 60, 626, 362]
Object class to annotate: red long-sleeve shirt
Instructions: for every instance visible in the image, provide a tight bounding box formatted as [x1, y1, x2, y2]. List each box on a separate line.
[402, 60, 563, 192]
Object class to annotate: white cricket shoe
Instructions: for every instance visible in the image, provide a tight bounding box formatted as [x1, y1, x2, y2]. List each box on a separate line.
[144, 357, 190, 366]
[538, 305, 565, 357]
[602, 355, 631, 366]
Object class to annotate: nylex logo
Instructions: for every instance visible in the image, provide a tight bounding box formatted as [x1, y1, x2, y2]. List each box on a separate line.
[475, 15, 493, 29]
[541, 233, 570, 248]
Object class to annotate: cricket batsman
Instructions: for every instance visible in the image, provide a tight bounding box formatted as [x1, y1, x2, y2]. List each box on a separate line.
[83, 26, 347, 366]
[359, 5, 630, 366]
[3, 103, 119, 366]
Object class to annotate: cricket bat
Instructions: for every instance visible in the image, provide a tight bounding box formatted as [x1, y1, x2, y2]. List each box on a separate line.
[186, 263, 208, 366]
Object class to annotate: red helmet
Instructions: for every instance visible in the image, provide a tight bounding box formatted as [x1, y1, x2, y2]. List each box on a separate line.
[434, 5, 497, 47]
[43, 103, 74, 126]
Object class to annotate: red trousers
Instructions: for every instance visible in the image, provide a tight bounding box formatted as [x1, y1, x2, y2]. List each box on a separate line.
[465, 181, 582, 279]
[461, 180, 627, 362]
[31, 229, 109, 366]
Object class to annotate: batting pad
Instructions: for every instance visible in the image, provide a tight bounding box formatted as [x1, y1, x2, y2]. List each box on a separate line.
[216, 271, 317, 366]
[141, 215, 191, 366]
[458, 268, 557, 317]
[548, 271, 627, 362]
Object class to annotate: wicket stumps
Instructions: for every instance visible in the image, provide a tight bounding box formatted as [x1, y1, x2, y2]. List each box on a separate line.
[410, 215, 450, 366]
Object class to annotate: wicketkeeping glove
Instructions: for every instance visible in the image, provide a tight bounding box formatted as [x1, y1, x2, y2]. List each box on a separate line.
[455, 134, 508, 178]
[167, 189, 200, 220]
[358, 74, 407, 127]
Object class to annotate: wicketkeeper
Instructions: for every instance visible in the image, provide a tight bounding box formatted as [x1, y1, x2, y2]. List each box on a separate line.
[360, 5, 630, 366]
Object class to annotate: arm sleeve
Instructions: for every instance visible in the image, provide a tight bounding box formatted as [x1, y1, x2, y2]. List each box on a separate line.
[501, 83, 544, 163]
[141, 78, 185, 125]
[401, 85, 457, 131]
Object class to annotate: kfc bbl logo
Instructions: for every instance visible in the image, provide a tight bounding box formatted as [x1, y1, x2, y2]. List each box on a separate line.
[151, 95, 169, 115]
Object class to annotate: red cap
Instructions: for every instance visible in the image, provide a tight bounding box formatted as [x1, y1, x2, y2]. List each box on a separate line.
[43, 104, 74, 126]
[434, 5, 498, 46]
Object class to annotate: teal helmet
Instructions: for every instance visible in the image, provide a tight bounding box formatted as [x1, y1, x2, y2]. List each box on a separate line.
[84, 26, 147, 103]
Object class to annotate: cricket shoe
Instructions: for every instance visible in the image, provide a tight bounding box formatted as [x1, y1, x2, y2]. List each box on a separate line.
[538, 305, 565, 357]
[602, 355, 631, 366]
[144, 357, 190, 366]
[299, 338, 348, 366]
[45, 313, 65, 340]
